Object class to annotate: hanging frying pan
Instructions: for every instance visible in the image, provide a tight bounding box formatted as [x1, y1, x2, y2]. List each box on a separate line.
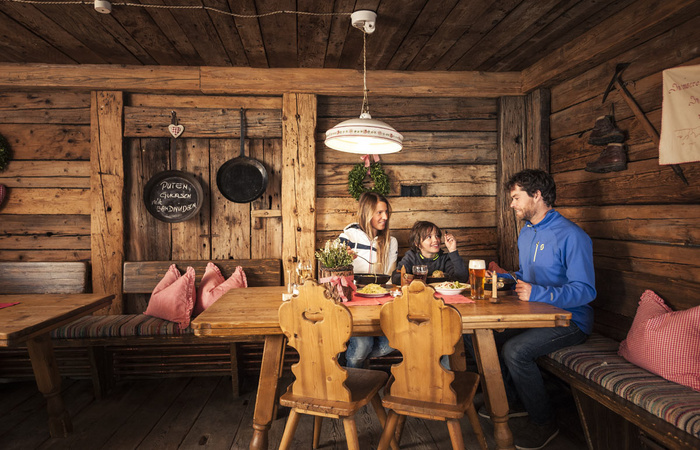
[143, 111, 204, 223]
[217, 108, 268, 203]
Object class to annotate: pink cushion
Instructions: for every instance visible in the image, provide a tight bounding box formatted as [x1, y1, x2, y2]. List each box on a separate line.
[193, 262, 247, 316]
[144, 264, 195, 330]
[618, 290, 700, 391]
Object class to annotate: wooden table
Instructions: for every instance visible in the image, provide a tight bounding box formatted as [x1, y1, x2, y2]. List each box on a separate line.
[192, 286, 571, 450]
[0, 293, 114, 437]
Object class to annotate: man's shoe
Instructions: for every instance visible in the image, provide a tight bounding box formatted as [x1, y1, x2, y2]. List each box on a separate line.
[585, 143, 627, 173]
[477, 404, 528, 420]
[513, 420, 559, 450]
[588, 115, 625, 145]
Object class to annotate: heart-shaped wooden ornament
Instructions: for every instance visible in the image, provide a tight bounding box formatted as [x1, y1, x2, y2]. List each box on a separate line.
[168, 124, 184, 138]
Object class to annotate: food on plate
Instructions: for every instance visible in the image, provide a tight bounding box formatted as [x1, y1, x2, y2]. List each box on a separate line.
[357, 283, 388, 294]
[431, 270, 445, 277]
[434, 281, 469, 290]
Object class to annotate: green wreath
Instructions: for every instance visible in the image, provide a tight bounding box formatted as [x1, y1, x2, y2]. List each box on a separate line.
[0, 132, 11, 172]
[348, 162, 390, 200]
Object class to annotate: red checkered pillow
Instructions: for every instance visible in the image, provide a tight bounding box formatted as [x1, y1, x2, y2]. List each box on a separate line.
[144, 264, 195, 330]
[618, 290, 700, 391]
[193, 262, 247, 317]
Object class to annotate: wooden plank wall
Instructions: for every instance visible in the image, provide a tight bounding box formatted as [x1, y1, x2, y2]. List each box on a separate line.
[547, 13, 700, 340]
[316, 96, 498, 265]
[0, 91, 92, 262]
[122, 94, 284, 313]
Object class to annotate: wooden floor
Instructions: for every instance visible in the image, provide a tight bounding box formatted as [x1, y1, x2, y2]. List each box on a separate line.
[0, 375, 588, 449]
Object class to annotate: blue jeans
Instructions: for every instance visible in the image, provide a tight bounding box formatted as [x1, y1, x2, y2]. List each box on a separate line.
[345, 336, 393, 368]
[464, 324, 587, 424]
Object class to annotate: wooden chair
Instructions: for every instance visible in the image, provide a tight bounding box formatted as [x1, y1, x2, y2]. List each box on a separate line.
[377, 281, 488, 450]
[278, 280, 394, 450]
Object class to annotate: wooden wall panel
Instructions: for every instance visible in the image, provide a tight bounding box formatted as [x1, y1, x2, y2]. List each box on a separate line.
[210, 139, 251, 260]
[171, 138, 211, 260]
[316, 95, 498, 270]
[548, 25, 700, 336]
[0, 91, 91, 263]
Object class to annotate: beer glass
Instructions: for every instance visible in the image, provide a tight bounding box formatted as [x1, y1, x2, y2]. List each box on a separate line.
[413, 265, 428, 283]
[469, 259, 486, 300]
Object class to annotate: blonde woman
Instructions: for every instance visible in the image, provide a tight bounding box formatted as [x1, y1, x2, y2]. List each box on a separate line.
[339, 192, 398, 368]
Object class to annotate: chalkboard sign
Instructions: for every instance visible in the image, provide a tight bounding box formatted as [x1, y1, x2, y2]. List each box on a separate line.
[143, 171, 204, 223]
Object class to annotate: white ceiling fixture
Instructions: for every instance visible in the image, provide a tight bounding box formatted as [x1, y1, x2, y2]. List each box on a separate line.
[324, 10, 403, 155]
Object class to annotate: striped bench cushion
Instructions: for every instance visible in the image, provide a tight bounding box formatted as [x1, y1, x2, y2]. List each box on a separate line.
[547, 333, 700, 438]
[51, 314, 192, 338]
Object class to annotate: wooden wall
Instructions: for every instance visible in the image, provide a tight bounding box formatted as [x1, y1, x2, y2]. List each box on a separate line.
[547, 13, 700, 340]
[0, 90, 499, 306]
[316, 96, 498, 264]
[0, 91, 92, 262]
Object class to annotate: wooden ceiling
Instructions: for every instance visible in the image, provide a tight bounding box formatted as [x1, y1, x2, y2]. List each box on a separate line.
[0, 0, 647, 72]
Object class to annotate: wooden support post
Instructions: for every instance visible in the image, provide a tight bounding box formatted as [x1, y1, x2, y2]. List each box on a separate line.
[497, 89, 550, 271]
[91, 91, 125, 314]
[281, 93, 317, 285]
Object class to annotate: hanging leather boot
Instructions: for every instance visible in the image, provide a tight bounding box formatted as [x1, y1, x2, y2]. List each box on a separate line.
[588, 115, 625, 145]
[585, 143, 627, 173]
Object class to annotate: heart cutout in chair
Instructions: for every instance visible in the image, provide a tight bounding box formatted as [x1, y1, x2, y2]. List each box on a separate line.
[168, 124, 184, 138]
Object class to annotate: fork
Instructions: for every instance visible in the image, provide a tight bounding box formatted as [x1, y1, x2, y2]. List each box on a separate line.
[507, 271, 520, 284]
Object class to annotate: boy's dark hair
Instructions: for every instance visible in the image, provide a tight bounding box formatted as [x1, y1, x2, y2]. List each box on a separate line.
[505, 169, 556, 207]
[410, 221, 442, 252]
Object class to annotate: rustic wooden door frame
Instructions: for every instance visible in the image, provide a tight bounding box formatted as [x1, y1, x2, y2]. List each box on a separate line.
[496, 89, 550, 271]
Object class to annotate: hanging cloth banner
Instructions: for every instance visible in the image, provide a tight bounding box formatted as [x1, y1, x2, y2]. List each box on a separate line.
[659, 64, 700, 165]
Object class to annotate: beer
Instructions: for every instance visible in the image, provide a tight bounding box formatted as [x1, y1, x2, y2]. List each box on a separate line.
[469, 260, 486, 300]
[413, 265, 428, 283]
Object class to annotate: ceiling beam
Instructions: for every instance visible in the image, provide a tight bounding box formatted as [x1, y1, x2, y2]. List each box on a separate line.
[0, 63, 522, 97]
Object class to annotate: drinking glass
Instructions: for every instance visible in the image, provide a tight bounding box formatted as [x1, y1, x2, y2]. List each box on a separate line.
[469, 260, 486, 300]
[413, 265, 428, 284]
[297, 260, 313, 284]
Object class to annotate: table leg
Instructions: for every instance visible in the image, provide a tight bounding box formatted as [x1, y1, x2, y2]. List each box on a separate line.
[26, 333, 72, 438]
[250, 335, 286, 450]
[473, 329, 514, 450]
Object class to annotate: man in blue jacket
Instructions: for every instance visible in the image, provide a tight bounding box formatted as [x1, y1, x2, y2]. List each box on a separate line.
[480, 169, 596, 450]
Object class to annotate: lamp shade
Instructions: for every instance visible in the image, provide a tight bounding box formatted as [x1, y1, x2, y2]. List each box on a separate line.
[325, 113, 403, 154]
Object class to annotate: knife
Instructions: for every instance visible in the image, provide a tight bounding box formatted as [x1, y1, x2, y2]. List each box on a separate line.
[508, 271, 519, 284]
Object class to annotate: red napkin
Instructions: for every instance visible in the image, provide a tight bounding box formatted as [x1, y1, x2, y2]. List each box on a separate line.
[0, 302, 20, 310]
[348, 293, 394, 305]
[434, 293, 475, 304]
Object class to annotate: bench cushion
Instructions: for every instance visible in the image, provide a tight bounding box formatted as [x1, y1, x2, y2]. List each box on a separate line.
[618, 290, 700, 391]
[51, 315, 192, 338]
[547, 333, 700, 438]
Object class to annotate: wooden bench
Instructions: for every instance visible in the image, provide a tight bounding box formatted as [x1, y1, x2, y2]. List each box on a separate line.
[538, 292, 700, 449]
[0, 260, 283, 399]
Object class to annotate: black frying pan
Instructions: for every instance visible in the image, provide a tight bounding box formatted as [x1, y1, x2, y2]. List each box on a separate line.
[217, 108, 268, 203]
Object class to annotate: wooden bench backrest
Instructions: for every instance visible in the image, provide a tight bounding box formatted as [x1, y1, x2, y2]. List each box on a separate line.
[0, 262, 89, 294]
[591, 271, 700, 342]
[122, 259, 283, 293]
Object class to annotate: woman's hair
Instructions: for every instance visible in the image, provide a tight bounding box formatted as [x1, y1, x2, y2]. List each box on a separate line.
[357, 192, 392, 271]
[410, 221, 442, 252]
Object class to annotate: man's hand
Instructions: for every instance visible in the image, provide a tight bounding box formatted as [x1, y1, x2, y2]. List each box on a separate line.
[514, 280, 532, 301]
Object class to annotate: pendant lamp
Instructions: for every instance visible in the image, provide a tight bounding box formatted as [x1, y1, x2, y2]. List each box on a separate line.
[325, 11, 403, 154]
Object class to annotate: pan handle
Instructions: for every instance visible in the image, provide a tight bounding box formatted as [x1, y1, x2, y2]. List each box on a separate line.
[239, 108, 246, 157]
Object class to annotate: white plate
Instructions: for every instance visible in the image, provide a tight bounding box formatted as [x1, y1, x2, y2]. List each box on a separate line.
[434, 287, 467, 296]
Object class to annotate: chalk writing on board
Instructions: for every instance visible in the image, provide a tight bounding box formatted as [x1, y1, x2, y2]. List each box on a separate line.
[144, 172, 202, 223]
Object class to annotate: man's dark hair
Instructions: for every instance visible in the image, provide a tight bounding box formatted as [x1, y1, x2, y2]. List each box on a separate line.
[505, 169, 556, 207]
